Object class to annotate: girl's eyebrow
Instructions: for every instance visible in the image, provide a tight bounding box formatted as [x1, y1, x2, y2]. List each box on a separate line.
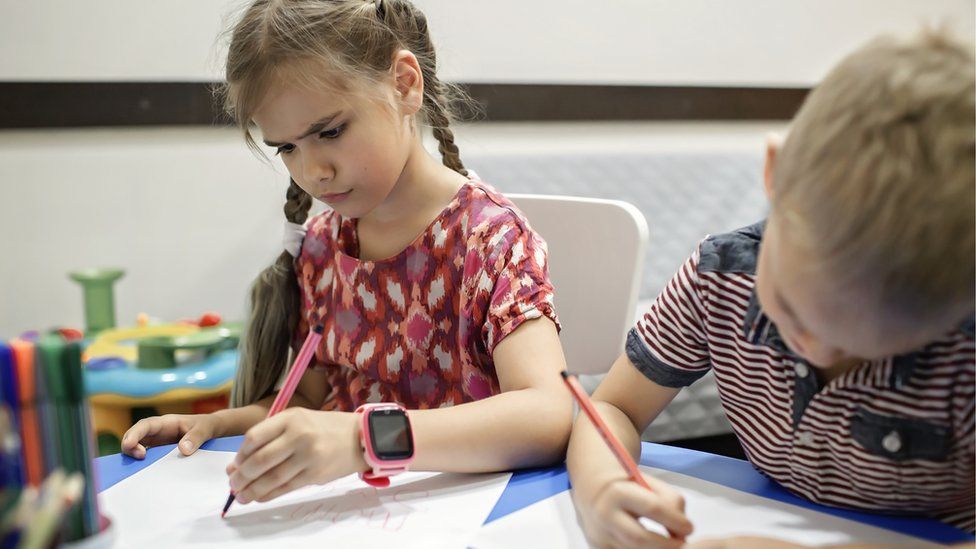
[263, 112, 341, 147]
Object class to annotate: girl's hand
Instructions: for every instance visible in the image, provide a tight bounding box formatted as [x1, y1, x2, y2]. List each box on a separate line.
[121, 413, 224, 459]
[574, 473, 692, 549]
[227, 408, 366, 504]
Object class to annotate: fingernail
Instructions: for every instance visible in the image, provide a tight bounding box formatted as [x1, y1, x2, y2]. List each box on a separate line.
[181, 440, 193, 451]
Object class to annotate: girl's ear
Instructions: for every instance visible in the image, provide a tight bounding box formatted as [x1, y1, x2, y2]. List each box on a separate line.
[391, 50, 424, 116]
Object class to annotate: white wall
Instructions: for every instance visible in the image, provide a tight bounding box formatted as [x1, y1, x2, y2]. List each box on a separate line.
[0, 0, 972, 335]
[1, 0, 971, 86]
[0, 128, 288, 336]
[0, 123, 783, 337]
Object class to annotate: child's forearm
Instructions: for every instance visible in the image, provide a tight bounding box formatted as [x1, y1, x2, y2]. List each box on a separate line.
[566, 400, 643, 502]
[213, 392, 319, 436]
[213, 401, 271, 436]
[407, 387, 572, 473]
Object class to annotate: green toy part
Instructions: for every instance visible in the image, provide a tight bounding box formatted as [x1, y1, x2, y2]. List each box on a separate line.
[69, 268, 125, 335]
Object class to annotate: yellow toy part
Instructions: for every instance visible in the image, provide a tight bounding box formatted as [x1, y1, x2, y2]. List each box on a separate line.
[84, 324, 199, 363]
[90, 383, 233, 443]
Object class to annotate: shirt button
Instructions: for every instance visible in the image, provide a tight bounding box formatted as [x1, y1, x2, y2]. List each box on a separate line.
[794, 362, 809, 378]
[798, 431, 815, 445]
[882, 430, 903, 453]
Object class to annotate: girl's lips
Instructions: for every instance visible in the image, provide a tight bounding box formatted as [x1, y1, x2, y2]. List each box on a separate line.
[320, 190, 351, 203]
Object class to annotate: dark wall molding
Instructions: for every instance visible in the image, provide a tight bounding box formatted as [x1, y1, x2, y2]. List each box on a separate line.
[0, 81, 808, 129]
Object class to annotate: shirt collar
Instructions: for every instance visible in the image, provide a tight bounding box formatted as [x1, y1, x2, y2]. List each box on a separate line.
[742, 291, 791, 355]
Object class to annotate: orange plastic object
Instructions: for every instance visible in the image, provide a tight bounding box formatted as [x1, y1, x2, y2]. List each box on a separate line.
[191, 393, 229, 415]
[10, 339, 44, 486]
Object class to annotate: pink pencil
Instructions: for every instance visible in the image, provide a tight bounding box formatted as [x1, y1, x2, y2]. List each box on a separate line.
[220, 324, 324, 518]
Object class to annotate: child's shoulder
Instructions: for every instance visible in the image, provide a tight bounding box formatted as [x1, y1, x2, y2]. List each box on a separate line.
[305, 208, 342, 239]
[697, 220, 766, 276]
[455, 180, 532, 240]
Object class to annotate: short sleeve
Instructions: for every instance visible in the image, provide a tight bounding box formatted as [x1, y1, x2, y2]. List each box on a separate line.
[482, 225, 559, 353]
[627, 245, 710, 388]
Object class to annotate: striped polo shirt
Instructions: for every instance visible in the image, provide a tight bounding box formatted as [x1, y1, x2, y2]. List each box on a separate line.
[627, 222, 975, 532]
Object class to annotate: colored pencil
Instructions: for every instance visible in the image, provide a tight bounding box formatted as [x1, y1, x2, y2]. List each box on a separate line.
[220, 325, 324, 518]
[560, 371, 683, 539]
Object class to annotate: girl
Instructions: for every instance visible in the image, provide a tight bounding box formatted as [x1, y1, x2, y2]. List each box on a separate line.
[121, 0, 572, 506]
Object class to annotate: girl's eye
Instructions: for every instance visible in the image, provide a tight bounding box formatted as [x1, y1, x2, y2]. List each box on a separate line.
[273, 124, 344, 156]
[319, 124, 346, 139]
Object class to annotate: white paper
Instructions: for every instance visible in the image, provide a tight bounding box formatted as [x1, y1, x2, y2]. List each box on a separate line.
[100, 449, 511, 548]
[471, 466, 937, 548]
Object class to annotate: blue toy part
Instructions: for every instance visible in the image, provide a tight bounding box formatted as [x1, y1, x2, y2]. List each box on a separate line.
[83, 349, 238, 399]
[84, 357, 127, 372]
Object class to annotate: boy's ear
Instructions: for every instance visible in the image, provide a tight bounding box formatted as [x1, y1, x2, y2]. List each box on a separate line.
[763, 133, 783, 201]
[391, 50, 424, 117]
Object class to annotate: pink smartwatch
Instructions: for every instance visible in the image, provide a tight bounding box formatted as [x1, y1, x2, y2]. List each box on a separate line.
[355, 403, 415, 487]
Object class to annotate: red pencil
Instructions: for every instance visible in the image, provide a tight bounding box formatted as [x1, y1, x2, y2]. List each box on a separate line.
[220, 325, 324, 518]
[560, 371, 650, 489]
[560, 371, 683, 539]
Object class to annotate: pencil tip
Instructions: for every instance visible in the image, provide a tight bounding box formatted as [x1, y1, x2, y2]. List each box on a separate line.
[559, 370, 569, 379]
[221, 493, 236, 517]
[312, 324, 324, 334]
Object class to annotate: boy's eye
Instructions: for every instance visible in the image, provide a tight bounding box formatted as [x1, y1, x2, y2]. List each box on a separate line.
[319, 124, 346, 139]
[275, 144, 295, 156]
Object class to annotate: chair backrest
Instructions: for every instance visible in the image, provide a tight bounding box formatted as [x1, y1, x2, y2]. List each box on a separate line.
[508, 194, 649, 375]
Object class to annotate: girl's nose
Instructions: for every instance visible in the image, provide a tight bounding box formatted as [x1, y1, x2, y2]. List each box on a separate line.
[302, 154, 334, 187]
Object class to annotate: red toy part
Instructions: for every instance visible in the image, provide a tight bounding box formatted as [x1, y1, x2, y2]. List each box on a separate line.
[198, 312, 222, 327]
[57, 328, 85, 341]
[191, 394, 229, 415]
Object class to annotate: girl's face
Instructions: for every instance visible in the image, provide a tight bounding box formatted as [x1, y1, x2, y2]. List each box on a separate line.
[251, 76, 415, 219]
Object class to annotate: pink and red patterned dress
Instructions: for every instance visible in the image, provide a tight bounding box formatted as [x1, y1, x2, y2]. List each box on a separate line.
[294, 180, 558, 411]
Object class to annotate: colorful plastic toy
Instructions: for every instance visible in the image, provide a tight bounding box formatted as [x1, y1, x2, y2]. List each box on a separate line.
[68, 269, 239, 455]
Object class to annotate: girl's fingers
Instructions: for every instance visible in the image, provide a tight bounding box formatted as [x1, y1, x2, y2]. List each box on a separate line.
[249, 471, 308, 504]
[121, 420, 151, 452]
[237, 457, 304, 504]
[235, 414, 288, 465]
[121, 421, 155, 457]
[122, 416, 178, 451]
[231, 434, 294, 492]
[130, 443, 147, 460]
[178, 421, 214, 456]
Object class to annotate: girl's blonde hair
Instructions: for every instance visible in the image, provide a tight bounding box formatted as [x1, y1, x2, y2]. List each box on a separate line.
[219, 0, 474, 407]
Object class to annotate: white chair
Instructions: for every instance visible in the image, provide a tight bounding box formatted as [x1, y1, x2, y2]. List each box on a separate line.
[508, 194, 649, 375]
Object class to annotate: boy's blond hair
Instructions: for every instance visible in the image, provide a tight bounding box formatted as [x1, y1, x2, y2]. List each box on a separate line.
[773, 29, 975, 324]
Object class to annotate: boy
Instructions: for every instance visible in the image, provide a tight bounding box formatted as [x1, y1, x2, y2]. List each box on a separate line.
[567, 30, 975, 549]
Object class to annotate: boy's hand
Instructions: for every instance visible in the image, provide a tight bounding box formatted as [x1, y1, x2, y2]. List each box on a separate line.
[121, 413, 224, 459]
[226, 408, 366, 504]
[574, 472, 693, 549]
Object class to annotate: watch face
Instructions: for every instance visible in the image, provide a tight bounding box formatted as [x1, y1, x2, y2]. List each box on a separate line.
[367, 408, 413, 460]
